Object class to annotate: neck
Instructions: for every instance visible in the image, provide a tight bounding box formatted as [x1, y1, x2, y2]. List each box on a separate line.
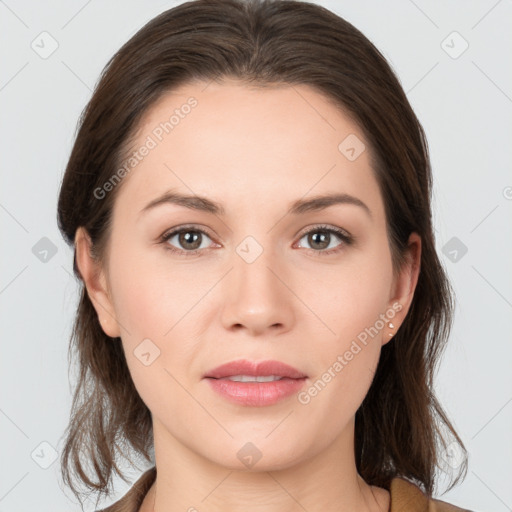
[142, 417, 389, 512]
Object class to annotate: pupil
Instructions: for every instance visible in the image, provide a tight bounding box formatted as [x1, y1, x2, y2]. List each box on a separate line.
[310, 231, 329, 250]
[180, 231, 201, 250]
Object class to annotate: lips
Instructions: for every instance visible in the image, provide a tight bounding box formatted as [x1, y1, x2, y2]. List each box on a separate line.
[203, 359, 307, 380]
[204, 359, 308, 406]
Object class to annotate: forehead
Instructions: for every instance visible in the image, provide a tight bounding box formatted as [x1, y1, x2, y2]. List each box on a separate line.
[113, 79, 385, 225]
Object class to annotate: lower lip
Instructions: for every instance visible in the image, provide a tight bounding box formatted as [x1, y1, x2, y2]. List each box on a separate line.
[205, 377, 307, 406]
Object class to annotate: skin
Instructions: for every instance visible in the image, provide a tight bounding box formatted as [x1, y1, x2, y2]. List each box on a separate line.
[75, 79, 421, 512]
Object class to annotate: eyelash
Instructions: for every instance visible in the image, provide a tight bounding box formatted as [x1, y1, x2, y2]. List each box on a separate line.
[159, 224, 354, 258]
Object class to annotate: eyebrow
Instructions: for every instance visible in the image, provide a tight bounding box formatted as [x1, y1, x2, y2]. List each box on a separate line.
[139, 190, 372, 219]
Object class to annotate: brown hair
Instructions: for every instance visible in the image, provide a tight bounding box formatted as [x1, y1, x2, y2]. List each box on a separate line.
[57, 0, 468, 506]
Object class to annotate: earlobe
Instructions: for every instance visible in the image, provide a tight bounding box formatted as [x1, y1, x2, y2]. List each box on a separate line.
[384, 232, 422, 343]
[74, 227, 121, 338]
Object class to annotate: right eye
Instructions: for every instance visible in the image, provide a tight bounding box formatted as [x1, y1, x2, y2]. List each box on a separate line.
[160, 226, 216, 256]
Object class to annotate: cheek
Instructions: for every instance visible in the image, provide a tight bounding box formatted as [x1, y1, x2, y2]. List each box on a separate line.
[107, 256, 195, 416]
[302, 250, 392, 342]
[300, 245, 392, 406]
[111, 271, 166, 338]
[107, 244, 202, 371]
[108, 242, 186, 339]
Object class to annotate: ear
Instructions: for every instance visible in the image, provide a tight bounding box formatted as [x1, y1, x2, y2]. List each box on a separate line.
[74, 227, 121, 338]
[383, 232, 421, 345]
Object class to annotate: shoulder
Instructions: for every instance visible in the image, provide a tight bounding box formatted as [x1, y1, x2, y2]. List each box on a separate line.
[95, 466, 157, 512]
[389, 476, 476, 512]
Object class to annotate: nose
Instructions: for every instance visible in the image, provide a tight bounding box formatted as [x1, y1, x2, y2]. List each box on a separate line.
[219, 245, 295, 337]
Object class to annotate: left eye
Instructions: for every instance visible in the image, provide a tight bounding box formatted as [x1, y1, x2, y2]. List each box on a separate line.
[295, 226, 352, 255]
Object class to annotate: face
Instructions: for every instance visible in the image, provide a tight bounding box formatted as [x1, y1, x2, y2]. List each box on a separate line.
[77, 79, 420, 471]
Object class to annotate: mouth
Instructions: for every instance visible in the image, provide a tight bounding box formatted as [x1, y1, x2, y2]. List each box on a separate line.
[210, 375, 298, 383]
[203, 359, 308, 380]
[203, 359, 308, 406]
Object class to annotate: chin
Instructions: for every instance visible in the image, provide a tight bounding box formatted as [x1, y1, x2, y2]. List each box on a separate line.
[204, 438, 309, 473]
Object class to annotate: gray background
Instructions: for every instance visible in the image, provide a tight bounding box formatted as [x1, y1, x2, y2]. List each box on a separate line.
[1, 1, 511, 511]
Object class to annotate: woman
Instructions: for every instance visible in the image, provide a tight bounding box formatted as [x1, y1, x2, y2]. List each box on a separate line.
[56, 0, 474, 511]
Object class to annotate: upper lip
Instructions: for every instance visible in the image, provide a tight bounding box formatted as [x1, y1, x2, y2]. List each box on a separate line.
[203, 359, 307, 379]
